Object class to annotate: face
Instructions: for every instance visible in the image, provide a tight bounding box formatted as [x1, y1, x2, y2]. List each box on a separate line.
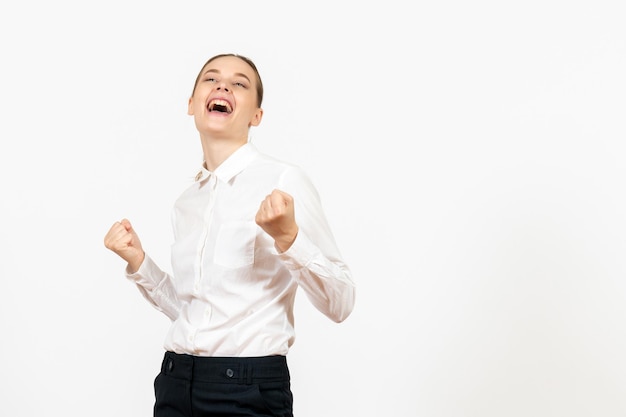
[188, 55, 263, 140]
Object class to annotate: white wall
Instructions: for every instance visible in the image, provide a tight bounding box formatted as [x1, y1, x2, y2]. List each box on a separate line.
[1, 1, 625, 416]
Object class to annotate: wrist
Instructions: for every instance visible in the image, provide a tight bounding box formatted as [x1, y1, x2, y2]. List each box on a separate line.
[275, 229, 298, 253]
[127, 251, 145, 274]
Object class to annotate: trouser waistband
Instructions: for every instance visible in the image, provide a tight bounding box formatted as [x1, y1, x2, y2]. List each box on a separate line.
[161, 351, 290, 385]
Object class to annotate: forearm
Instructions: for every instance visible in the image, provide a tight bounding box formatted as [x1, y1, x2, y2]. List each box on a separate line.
[296, 266, 356, 323]
[126, 254, 181, 321]
[279, 233, 355, 322]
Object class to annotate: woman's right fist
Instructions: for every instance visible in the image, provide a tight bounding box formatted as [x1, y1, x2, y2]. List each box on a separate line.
[104, 218, 145, 273]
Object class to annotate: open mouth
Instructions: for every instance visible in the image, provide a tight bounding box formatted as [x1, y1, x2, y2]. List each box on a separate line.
[208, 99, 232, 114]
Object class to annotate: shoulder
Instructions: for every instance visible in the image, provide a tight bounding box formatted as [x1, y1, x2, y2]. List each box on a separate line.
[250, 150, 309, 180]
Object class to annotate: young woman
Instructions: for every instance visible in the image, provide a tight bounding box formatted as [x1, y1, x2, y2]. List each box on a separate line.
[104, 53, 355, 417]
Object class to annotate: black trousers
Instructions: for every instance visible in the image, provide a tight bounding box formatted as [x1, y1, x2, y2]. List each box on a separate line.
[153, 351, 293, 417]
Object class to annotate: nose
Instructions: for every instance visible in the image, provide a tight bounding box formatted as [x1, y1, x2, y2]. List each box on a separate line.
[216, 81, 229, 92]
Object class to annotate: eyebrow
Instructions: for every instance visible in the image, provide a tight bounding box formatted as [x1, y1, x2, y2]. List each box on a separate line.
[203, 69, 251, 83]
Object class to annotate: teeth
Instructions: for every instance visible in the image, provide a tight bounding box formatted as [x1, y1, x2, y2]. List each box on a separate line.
[208, 99, 232, 113]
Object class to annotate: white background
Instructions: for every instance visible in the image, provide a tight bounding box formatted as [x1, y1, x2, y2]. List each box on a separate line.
[1, 1, 625, 416]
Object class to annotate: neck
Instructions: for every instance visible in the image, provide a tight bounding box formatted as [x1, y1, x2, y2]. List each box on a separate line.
[200, 135, 248, 171]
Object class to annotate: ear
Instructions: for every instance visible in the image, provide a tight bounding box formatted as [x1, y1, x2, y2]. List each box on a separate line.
[187, 97, 194, 115]
[249, 108, 263, 127]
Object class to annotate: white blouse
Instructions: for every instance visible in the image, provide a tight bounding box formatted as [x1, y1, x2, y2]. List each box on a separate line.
[127, 143, 355, 357]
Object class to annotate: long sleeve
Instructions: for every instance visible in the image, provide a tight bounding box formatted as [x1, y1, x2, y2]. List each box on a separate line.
[279, 232, 355, 322]
[126, 254, 182, 321]
[277, 166, 356, 322]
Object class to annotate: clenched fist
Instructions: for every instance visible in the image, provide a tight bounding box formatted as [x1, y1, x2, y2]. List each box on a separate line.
[255, 189, 299, 252]
[103, 218, 145, 273]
